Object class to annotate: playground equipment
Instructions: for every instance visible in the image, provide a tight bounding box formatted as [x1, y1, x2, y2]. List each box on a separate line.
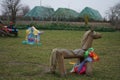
[0, 21, 18, 37]
[49, 29, 102, 77]
[22, 26, 44, 46]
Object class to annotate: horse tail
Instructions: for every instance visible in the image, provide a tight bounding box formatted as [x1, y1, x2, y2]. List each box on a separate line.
[50, 48, 58, 71]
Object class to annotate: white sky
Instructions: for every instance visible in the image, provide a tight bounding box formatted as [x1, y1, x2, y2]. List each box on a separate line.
[0, 0, 120, 17]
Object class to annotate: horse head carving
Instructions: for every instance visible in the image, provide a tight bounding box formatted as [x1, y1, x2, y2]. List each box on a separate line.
[81, 30, 101, 50]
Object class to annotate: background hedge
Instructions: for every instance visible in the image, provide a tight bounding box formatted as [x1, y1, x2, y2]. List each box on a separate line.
[15, 22, 116, 32]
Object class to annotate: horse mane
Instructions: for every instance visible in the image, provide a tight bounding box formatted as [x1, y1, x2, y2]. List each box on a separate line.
[81, 30, 92, 48]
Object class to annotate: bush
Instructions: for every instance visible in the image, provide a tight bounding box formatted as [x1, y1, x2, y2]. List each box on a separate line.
[15, 23, 116, 32]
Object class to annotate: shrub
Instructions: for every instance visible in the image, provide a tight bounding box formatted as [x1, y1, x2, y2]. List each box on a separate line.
[15, 23, 116, 32]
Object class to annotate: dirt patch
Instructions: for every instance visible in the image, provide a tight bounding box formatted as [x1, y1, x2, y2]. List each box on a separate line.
[7, 61, 50, 76]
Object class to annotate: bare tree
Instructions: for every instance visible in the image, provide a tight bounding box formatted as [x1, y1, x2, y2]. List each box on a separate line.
[21, 5, 30, 16]
[1, 0, 22, 23]
[107, 2, 120, 29]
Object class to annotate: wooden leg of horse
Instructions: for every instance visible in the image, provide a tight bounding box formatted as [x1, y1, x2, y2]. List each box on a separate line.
[57, 52, 66, 77]
[86, 62, 93, 76]
[49, 49, 58, 74]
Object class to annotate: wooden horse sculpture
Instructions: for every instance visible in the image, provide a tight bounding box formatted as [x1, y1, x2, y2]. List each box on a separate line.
[49, 30, 102, 76]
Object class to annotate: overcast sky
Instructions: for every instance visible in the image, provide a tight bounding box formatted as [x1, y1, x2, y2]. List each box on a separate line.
[0, 0, 120, 17]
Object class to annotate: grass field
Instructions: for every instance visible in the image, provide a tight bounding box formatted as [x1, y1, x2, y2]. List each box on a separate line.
[0, 30, 120, 80]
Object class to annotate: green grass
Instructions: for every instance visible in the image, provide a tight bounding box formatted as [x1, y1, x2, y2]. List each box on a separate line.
[0, 30, 120, 80]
